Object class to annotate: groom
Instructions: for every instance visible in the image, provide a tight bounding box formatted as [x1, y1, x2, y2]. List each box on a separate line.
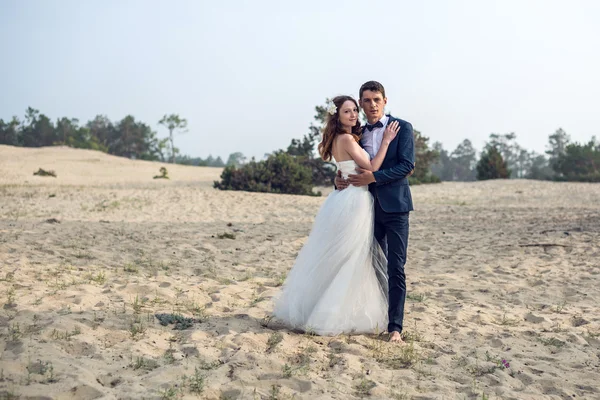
[335, 81, 415, 344]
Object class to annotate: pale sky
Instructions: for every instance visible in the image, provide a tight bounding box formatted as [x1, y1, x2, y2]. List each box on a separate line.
[1, 0, 599, 159]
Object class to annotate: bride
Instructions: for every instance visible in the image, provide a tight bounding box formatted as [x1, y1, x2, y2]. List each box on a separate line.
[273, 95, 400, 335]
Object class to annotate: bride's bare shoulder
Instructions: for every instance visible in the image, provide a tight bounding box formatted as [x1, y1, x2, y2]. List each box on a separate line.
[332, 134, 356, 161]
[334, 134, 356, 146]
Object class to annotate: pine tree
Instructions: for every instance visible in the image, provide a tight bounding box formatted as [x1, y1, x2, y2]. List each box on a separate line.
[476, 146, 511, 180]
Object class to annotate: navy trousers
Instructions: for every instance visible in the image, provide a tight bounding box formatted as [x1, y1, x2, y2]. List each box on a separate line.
[373, 200, 409, 333]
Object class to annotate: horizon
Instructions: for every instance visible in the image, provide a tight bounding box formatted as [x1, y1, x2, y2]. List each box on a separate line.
[0, 105, 585, 162]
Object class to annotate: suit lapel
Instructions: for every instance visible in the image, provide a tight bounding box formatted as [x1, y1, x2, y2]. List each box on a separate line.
[381, 115, 396, 163]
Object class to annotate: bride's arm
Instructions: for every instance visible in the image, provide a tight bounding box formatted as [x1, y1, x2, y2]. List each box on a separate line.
[338, 135, 374, 171]
[369, 121, 400, 171]
[367, 122, 399, 171]
[342, 122, 400, 172]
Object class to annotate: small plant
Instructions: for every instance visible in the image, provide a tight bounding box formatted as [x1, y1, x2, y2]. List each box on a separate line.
[217, 276, 233, 285]
[217, 232, 236, 240]
[151, 292, 168, 306]
[260, 315, 274, 328]
[495, 312, 520, 326]
[50, 327, 81, 341]
[401, 326, 423, 343]
[538, 336, 566, 348]
[131, 356, 159, 371]
[249, 291, 266, 307]
[8, 323, 22, 341]
[282, 363, 293, 378]
[553, 300, 567, 313]
[274, 273, 286, 287]
[33, 168, 57, 177]
[375, 342, 420, 369]
[327, 352, 344, 369]
[163, 348, 176, 365]
[188, 367, 205, 394]
[155, 313, 199, 330]
[267, 332, 284, 352]
[57, 305, 72, 315]
[46, 362, 56, 383]
[198, 358, 222, 371]
[92, 199, 121, 212]
[74, 250, 93, 260]
[406, 292, 426, 302]
[131, 295, 146, 314]
[124, 263, 139, 273]
[5, 287, 16, 308]
[88, 271, 106, 285]
[26, 360, 56, 384]
[354, 375, 377, 397]
[128, 322, 146, 340]
[466, 359, 497, 377]
[269, 384, 281, 400]
[285, 344, 315, 376]
[29, 314, 41, 332]
[389, 384, 411, 400]
[160, 385, 180, 399]
[153, 167, 169, 179]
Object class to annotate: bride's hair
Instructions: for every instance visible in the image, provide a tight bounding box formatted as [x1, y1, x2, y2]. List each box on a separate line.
[318, 95, 362, 162]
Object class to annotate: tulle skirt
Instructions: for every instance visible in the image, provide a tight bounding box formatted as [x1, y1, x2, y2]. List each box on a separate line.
[273, 186, 388, 336]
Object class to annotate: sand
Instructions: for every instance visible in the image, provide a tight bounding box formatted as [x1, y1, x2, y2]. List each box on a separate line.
[0, 144, 599, 400]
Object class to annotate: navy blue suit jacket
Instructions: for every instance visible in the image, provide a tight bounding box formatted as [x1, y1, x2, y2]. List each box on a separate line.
[362, 115, 415, 213]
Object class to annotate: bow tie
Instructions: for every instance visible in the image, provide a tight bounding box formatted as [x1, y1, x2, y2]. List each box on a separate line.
[365, 121, 383, 132]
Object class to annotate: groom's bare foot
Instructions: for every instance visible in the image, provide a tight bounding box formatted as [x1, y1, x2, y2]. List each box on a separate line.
[389, 331, 405, 344]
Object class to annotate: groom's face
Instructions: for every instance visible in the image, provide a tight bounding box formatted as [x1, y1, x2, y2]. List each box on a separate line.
[360, 90, 387, 123]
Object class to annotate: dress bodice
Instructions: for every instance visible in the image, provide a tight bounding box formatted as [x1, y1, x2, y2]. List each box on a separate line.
[336, 148, 370, 180]
[336, 160, 360, 180]
[335, 159, 369, 191]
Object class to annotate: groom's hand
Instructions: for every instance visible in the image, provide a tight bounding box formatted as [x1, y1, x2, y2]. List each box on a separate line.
[348, 168, 376, 187]
[334, 170, 349, 190]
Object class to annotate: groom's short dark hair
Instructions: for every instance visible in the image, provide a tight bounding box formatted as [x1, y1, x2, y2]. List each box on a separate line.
[359, 81, 386, 99]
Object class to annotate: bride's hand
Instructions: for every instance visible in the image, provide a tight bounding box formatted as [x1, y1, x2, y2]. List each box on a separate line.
[383, 121, 400, 145]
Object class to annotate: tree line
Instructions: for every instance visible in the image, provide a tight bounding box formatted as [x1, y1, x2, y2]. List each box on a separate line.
[432, 129, 600, 182]
[0, 107, 237, 167]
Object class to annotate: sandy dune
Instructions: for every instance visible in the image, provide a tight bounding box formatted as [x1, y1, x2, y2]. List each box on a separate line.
[0, 145, 599, 400]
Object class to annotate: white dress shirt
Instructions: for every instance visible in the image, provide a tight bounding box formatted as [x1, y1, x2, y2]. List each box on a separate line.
[361, 115, 389, 159]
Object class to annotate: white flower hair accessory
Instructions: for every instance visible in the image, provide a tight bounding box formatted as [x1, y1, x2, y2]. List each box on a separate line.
[326, 100, 337, 115]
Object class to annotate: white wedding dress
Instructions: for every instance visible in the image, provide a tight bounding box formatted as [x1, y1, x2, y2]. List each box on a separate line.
[273, 156, 389, 336]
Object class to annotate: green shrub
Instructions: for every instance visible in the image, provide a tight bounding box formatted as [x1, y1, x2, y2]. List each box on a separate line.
[214, 151, 321, 196]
